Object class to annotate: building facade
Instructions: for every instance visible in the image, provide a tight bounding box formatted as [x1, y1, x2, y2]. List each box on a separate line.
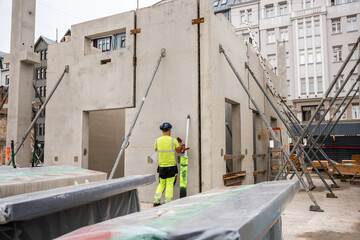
[33, 36, 56, 146]
[212, 0, 360, 160]
[0, 51, 10, 87]
[0, 52, 9, 158]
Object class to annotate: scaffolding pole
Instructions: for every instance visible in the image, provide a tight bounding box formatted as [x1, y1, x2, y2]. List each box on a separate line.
[220, 45, 323, 211]
[274, 37, 360, 181]
[245, 63, 337, 198]
[109, 49, 166, 179]
[11, 66, 69, 163]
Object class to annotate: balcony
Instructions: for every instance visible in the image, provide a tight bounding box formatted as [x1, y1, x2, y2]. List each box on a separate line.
[291, 6, 327, 18]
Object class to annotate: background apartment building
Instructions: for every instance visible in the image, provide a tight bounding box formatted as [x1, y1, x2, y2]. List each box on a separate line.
[211, 0, 360, 161]
[33, 36, 56, 149]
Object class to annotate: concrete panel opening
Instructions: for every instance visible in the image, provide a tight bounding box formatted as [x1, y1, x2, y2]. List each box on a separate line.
[253, 112, 267, 183]
[225, 99, 241, 173]
[83, 109, 125, 178]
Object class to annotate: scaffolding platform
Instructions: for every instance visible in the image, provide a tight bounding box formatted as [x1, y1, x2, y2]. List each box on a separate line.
[58, 179, 300, 240]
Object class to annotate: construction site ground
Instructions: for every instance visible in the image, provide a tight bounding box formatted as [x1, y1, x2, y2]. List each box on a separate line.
[140, 173, 360, 239]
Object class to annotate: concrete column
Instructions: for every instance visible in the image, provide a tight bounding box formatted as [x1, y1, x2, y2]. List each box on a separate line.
[4, 0, 39, 167]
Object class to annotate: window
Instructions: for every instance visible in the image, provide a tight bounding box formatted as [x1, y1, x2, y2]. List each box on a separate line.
[280, 27, 288, 41]
[348, 44, 359, 60]
[39, 87, 43, 98]
[316, 48, 322, 62]
[221, 0, 227, 5]
[5, 63, 9, 69]
[298, 23, 304, 37]
[44, 50, 47, 60]
[40, 50, 44, 61]
[301, 78, 306, 94]
[240, 11, 246, 23]
[309, 77, 314, 93]
[286, 52, 290, 67]
[267, 29, 275, 44]
[279, 3, 288, 16]
[314, 20, 320, 35]
[41, 68, 45, 79]
[287, 80, 291, 96]
[315, 105, 325, 121]
[39, 124, 43, 136]
[300, 50, 305, 64]
[267, 54, 277, 69]
[331, 0, 340, 5]
[306, 21, 312, 37]
[5, 75, 9, 85]
[335, 75, 344, 91]
[308, 49, 313, 64]
[36, 69, 41, 80]
[44, 68, 47, 79]
[336, 104, 347, 120]
[305, 0, 311, 8]
[332, 18, 341, 34]
[266, 5, 274, 18]
[247, 9, 252, 23]
[347, 16, 357, 31]
[333, 46, 342, 62]
[213, 1, 219, 6]
[347, 0, 358, 2]
[302, 106, 311, 121]
[317, 76, 323, 93]
[352, 103, 360, 119]
[242, 33, 251, 43]
[44, 86, 46, 98]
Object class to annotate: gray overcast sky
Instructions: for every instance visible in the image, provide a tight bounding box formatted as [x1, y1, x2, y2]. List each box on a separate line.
[0, 0, 160, 53]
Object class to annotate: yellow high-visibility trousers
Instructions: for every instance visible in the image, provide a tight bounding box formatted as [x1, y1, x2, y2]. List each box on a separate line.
[153, 176, 175, 204]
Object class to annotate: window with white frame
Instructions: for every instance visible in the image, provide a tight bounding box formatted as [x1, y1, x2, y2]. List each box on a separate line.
[332, 18, 341, 33]
[314, 20, 320, 35]
[40, 50, 44, 61]
[305, 0, 311, 8]
[309, 77, 314, 93]
[280, 27, 288, 41]
[347, 15, 357, 31]
[333, 46, 342, 62]
[247, 9, 252, 23]
[221, 0, 227, 5]
[347, 0, 358, 2]
[349, 43, 359, 60]
[213, 1, 219, 7]
[306, 21, 312, 37]
[279, 2, 288, 16]
[317, 76, 323, 93]
[350, 74, 358, 87]
[287, 80, 291, 96]
[267, 29, 275, 44]
[5, 75, 9, 85]
[267, 54, 277, 68]
[301, 78, 306, 94]
[336, 104, 347, 120]
[316, 48, 322, 62]
[331, 0, 340, 6]
[265, 5, 274, 18]
[242, 33, 251, 43]
[36, 69, 41, 80]
[352, 103, 360, 119]
[286, 52, 290, 67]
[44, 50, 47, 60]
[335, 75, 344, 91]
[298, 23, 304, 37]
[240, 11, 246, 23]
[308, 49, 313, 64]
[300, 50, 305, 64]
[41, 68, 45, 79]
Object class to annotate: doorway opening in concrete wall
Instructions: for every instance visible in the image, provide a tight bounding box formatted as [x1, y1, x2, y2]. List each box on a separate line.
[82, 109, 125, 178]
[225, 99, 241, 173]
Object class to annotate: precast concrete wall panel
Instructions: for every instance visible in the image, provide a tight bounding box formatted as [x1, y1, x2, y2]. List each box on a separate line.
[45, 11, 135, 167]
[125, 0, 200, 202]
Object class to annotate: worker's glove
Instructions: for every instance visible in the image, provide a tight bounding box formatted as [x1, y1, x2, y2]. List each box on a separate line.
[177, 137, 182, 144]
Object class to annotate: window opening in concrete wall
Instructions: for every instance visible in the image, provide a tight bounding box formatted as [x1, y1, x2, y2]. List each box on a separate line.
[225, 99, 241, 173]
[83, 109, 125, 178]
[88, 31, 126, 54]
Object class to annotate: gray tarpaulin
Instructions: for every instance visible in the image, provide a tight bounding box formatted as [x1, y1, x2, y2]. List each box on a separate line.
[58, 179, 300, 240]
[0, 174, 155, 240]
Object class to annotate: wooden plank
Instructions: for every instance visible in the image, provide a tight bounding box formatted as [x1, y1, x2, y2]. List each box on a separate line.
[252, 154, 266, 159]
[224, 154, 245, 160]
[342, 160, 357, 165]
[223, 171, 246, 186]
[253, 170, 266, 176]
[312, 161, 329, 170]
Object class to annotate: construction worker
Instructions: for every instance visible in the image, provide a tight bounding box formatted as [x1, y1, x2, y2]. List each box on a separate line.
[153, 122, 181, 207]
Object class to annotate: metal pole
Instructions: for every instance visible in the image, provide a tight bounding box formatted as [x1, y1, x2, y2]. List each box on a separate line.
[109, 49, 166, 179]
[246, 63, 339, 197]
[0, 88, 8, 111]
[13, 65, 69, 158]
[220, 45, 323, 211]
[274, 38, 360, 180]
[280, 99, 347, 183]
[185, 115, 190, 157]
